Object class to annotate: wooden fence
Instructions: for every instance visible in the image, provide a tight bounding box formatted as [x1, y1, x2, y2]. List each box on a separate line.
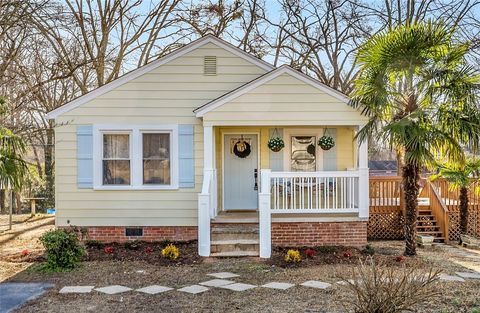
[368, 176, 480, 241]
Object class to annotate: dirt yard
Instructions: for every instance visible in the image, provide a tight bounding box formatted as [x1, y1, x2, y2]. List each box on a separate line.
[0, 214, 54, 282]
[2, 240, 480, 313]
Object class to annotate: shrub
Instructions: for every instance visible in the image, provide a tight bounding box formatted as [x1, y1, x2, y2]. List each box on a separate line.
[124, 240, 141, 250]
[343, 250, 353, 258]
[395, 255, 406, 263]
[104, 246, 114, 254]
[21, 249, 29, 256]
[85, 239, 103, 249]
[362, 244, 375, 256]
[305, 248, 316, 258]
[144, 246, 154, 254]
[340, 258, 441, 313]
[284, 249, 302, 263]
[39, 229, 85, 271]
[161, 244, 179, 260]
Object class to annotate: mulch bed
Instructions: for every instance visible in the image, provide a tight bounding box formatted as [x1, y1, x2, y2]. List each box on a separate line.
[84, 240, 202, 266]
[269, 245, 424, 268]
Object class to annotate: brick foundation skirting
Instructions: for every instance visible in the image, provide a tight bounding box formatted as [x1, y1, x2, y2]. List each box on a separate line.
[271, 221, 367, 247]
[79, 226, 198, 243]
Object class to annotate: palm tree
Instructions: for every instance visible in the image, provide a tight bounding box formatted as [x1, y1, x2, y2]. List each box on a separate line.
[0, 97, 27, 193]
[430, 159, 480, 240]
[351, 22, 480, 256]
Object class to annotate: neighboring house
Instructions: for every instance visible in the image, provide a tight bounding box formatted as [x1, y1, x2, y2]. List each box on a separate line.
[369, 160, 398, 176]
[47, 35, 369, 258]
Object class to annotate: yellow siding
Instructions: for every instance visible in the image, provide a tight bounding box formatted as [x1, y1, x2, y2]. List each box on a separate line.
[54, 42, 268, 227]
[336, 127, 356, 170]
[202, 74, 368, 125]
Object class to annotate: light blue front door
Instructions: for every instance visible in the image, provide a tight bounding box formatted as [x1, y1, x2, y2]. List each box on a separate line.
[223, 134, 259, 210]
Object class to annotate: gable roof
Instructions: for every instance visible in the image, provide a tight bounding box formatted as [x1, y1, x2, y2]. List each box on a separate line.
[46, 35, 274, 119]
[194, 65, 351, 117]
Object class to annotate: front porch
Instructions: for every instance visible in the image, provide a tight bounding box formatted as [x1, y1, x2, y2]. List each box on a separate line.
[198, 124, 369, 258]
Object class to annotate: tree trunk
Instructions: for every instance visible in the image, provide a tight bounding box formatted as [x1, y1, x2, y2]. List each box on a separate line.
[45, 124, 55, 206]
[403, 162, 420, 256]
[15, 192, 21, 214]
[0, 189, 5, 214]
[459, 186, 469, 237]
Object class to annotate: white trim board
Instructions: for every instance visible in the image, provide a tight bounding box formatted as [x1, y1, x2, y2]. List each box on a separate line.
[194, 65, 352, 117]
[46, 35, 273, 119]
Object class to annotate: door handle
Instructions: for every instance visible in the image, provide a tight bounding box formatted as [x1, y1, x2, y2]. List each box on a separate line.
[254, 169, 258, 190]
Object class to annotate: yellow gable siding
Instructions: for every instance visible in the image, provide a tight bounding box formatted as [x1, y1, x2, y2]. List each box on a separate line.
[202, 74, 367, 125]
[55, 42, 268, 227]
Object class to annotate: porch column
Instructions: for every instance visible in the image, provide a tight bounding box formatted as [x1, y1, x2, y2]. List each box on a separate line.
[198, 125, 214, 257]
[358, 125, 369, 219]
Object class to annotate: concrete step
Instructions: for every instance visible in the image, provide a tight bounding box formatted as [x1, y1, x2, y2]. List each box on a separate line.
[211, 239, 259, 253]
[211, 232, 259, 241]
[211, 224, 259, 234]
[211, 251, 259, 257]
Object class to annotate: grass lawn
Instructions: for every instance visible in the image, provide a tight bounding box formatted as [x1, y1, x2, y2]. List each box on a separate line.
[3, 240, 480, 313]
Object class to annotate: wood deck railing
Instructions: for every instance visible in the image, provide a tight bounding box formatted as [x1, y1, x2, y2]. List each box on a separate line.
[369, 176, 402, 213]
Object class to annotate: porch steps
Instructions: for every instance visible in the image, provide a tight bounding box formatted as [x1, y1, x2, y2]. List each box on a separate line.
[416, 207, 445, 243]
[210, 221, 260, 257]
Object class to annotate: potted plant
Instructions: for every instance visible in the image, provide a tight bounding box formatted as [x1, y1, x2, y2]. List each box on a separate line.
[268, 129, 284, 152]
[318, 133, 335, 150]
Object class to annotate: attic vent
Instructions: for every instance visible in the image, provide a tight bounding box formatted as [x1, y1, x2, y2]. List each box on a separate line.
[203, 56, 217, 75]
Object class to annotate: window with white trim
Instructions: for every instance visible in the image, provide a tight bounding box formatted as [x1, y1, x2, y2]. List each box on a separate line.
[93, 125, 178, 190]
[102, 133, 131, 185]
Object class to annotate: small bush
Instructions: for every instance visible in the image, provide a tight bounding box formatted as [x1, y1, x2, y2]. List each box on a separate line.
[305, 248, 316, 258]
[85, 240, 103, 249]
[39, 229, 85, 271]
[104, 246, 114, 254]
[341, 258, 441, 313]
[343, 250, 353, 258]
[124, 240, 141, 250]
[395, 255, 405, 263]
[144, 246, 154, 254]
[362, 244, 375, 256]
[161, 244, 179, 260]
[284, 249, 302, 263]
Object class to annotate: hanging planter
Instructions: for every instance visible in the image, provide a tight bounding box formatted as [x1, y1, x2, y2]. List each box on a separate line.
[268, 128, 285, 152]
[318, 129, 335, 150]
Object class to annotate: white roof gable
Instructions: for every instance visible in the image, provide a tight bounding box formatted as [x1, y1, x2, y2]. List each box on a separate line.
[46, 35, 274, 119]
[194, 65, 351, 117]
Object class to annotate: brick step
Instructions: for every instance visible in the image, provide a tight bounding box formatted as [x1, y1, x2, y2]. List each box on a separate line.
[211, 251, 259, 257]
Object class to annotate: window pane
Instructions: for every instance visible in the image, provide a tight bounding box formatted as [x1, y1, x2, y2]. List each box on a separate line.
[143, 159, 171, 184]
[291, 136, 316, 172]
[103, 134, 129, 159]
[143, 133, 170, 185]
[143, 133, 169, 159]
[103, 160, 130, 185]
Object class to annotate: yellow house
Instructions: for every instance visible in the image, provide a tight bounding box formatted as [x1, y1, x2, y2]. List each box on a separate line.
[47, 35, 369, 258]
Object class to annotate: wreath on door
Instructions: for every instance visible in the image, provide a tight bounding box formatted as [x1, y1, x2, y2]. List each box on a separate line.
[233, 138, 251, 158]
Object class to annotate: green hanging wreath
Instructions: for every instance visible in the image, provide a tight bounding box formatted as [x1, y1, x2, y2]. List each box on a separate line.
[268, 137, 285, 152]
[318, 135, 335, 150]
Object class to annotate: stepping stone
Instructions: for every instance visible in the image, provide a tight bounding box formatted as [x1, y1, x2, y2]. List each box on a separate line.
[207, 272, 240, 279]
[439, 274, 465, 282]
[95, 285, 132, 294]
[261, 282, 294, 290]
[177, 285, 209, 294]
[455, 272, 480, 279]
[136, 285, 173, 294]
[199, 279, 235, 287]
[336, 280, 355, 286]
[220, 283, 256, 291]
[59, 286, 95, 294]
[301, 280, 332, 289]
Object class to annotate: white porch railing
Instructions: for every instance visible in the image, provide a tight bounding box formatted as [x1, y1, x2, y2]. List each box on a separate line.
[198, 169, 215, 257]
[269, 171, 360, 213]
[259, 169, 369, 258]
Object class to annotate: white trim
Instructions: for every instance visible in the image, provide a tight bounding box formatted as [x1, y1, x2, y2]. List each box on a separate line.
[221, 131, 260, 211]
[194, 65, 351, 117]
[93, 124, 179, 190]
[47, 35, 273, 119]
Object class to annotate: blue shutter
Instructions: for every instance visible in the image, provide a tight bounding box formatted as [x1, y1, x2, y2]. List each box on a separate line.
[323, 128, 337, 170]
[269, 128, 284, 171]
[179, 125, 195, 188]
[77, 125, 93, 188]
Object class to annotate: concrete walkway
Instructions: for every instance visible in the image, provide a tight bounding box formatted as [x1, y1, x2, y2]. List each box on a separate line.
[0, 282, 54, 313]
